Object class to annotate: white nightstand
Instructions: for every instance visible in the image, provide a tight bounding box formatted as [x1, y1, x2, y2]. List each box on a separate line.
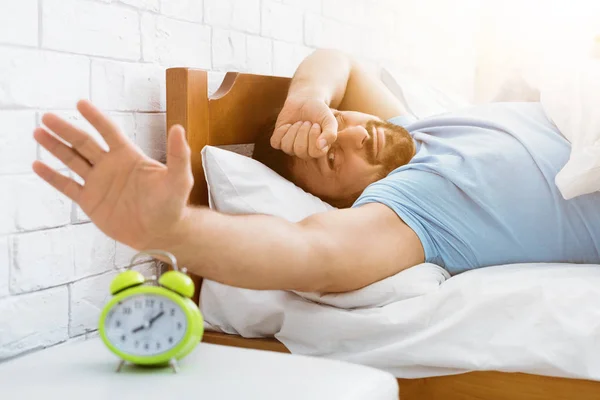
[0, 339, 398, 400]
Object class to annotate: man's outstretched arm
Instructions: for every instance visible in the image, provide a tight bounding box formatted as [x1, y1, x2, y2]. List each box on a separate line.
[34, 101, 423, 294]
[159, 202, 424, 293]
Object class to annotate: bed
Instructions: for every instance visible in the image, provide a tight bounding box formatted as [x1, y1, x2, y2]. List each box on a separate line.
[165, 67, 600, 400]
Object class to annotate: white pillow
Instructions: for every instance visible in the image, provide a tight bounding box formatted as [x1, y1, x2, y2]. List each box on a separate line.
[201, 146, 334, 221]
[380, 66, 471, 119]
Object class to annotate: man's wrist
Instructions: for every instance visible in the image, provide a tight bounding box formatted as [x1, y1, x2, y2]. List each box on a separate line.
[141, 206, 200, 259]
[288, 81, 332, 106]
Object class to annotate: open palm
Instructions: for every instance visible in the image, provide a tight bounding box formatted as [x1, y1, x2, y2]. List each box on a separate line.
[33, 100, 193, 250]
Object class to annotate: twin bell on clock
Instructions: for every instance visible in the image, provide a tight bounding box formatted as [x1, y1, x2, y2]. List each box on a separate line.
[98, 250, 204, 373]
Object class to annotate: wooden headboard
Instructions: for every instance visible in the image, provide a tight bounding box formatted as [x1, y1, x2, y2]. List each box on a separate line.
[166, 68, 291, 206]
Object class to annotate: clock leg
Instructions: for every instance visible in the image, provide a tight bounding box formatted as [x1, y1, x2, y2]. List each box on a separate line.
[169, 358, 179, 374]
[116, 359, 126, 373]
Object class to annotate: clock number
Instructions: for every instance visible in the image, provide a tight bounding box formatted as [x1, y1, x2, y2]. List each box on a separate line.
[156, 342, 161, 350]
[121, 334, 126, 342]
[134, 300, 142, 309]
[170, 308, 175, 316]
[168, 337, 174, 344]
[123, 307, 132, 315]
[115, 320, 121, 328]
[159, 302, 164, 310]
[145, 299, 155, 308]
[177, 322, 183, 330]
[144, 343, 150, 351]
[135, 340, 140, 348]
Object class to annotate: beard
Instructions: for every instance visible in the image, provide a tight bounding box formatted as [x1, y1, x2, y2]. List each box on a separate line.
[364, 119, 415, 179]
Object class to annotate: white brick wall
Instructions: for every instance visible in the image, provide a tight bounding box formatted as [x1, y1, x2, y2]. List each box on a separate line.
[12, 174, 72, 231]
[91, 60, 165, 111]
[0, 178, 16, 235]
[43, 0, 141, 60]
[0, 237, 8, 297]
[141, 14, 211, 68]
[134, 113, 167, 161]
[0, 111, 37, 175]
[205, 0, 260, 34]
[0, 48, 89, 109]
[0, 0, 38, 47]
[262, 1, 304, 44]
[0, 0, 478, 360]
[0, 287, 69, 360]
[161, 0, 203, 22]
[72, 224, 116, 278]
[212, 29, 247, 71]
[10, 227, 75, 294]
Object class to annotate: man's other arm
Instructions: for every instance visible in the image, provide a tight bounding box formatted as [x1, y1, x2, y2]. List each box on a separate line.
[289, 49, 408, 120]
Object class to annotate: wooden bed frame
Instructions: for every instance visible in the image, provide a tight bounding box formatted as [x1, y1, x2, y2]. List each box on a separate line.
[165, 68, 600, 400]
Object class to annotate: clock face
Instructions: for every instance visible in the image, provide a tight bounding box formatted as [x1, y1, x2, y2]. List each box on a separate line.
[103, 293, 188, 357]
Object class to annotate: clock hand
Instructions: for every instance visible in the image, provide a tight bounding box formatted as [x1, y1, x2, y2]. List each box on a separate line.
[130, 311, 165, 334]
[148, 310, 165, 327]
[131, 319, 151, 334]
[131, 324, 146, 334]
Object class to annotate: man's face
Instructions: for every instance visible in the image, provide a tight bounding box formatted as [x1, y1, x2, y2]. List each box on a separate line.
[289, 110, 415, 207]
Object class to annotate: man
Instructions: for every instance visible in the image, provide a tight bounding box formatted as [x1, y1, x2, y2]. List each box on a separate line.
[33, 49, 600, 294]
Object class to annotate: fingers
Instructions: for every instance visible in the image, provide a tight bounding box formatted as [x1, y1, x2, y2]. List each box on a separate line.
[41, 113, 106, 165]
[318, 114, 338, 153]
[34, 128, 92, 180]
[307, 123, 322, 158]
[166, 125, 193, 187]
[280, 121, 303, 155]
[292, 121, 312, 160]
[32, 161, 83, 202]
[270, 123, 291, 150]
[77, 100, 128, 149]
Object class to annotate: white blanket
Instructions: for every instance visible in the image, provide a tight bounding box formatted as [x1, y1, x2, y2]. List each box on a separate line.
[202, 263, 600, 380]
[540, 59, 600, 199]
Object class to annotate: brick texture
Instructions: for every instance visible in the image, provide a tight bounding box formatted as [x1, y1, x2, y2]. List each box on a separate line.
[212, 29, 247, 71]
[0, 47, 89, 109]
[12, 174, 71, 231]
[134, 113, 167, 161]
[72, 223, 116, 279]
[262, 1, 304, 44]
[0, 287, 69, 360]
[205, 0, 260, 34]
[10, 227, 75, 294]
[0, 0, 38, 47]
[69, 270, 116, 336]
[160, 0, 203, 22]
[43, 0, 141, 60]
[141, 14, 211, 68]
[0, 178, 16, 235]
[0, 236, 8, 297]
[273, 41, 313, 77]
[0, 111, 37, 175]
[91, 60, 165, 112]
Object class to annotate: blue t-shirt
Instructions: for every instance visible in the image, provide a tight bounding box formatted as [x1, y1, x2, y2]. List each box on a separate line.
[353, 103, 600, 275]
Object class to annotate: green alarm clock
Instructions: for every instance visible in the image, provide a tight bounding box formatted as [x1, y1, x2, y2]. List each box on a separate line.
[98, 250, 204, 373]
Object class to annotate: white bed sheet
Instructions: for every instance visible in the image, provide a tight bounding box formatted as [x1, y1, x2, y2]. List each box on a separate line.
[201, 262, 600, 380]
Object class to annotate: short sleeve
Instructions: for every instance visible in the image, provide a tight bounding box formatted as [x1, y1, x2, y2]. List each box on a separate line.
[388, 115, 418, 128]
